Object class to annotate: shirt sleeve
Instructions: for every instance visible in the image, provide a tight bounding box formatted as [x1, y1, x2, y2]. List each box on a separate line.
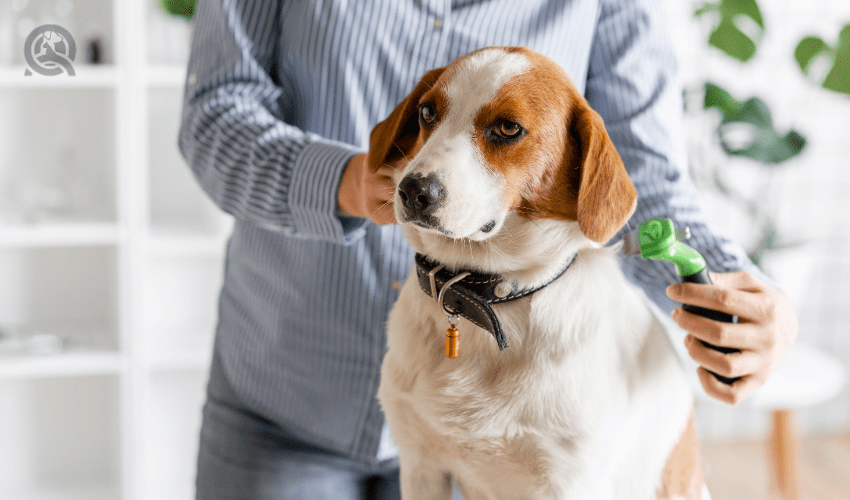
[178, 0, 368, 244]
[585, 0, 771, 313]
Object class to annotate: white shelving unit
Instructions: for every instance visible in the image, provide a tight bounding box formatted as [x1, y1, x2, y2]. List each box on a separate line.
[0, 2, 230, 499]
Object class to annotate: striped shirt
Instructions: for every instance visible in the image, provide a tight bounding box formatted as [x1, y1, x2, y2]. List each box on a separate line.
[179, 0, 763, 464]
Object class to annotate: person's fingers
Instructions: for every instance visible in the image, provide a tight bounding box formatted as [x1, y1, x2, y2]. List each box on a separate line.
[671, 307, 772, 350]
[696, 367, 762, 405]
[340, 152, 392, 219]
[708, 270, 764, 291]
[684, 334, 766, 379]
[671, 270, 800, 405]
[667, 282, 770, 321]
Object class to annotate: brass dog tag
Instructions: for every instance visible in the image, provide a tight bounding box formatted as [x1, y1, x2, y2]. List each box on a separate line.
[445, 325, 460, 358]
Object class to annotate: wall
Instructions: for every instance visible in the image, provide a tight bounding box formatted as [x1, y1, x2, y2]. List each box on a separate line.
[663, 0, 850, 438]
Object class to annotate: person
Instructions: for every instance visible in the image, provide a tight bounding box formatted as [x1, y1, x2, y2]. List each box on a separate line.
[178, 0, 799, 498]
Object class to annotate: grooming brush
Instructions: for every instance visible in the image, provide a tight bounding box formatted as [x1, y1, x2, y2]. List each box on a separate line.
[623, 217, 740, 385]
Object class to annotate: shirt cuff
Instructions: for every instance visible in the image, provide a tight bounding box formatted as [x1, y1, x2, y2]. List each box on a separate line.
[289, 140, 369, 244]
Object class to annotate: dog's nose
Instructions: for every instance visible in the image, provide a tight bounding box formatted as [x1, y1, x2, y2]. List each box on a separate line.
[398, 174, 445, 215]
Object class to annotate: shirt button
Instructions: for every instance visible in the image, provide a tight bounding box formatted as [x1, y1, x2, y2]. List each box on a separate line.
[392, 281, 402, 290]
[433, 18, 443, 30]
[188, 74, 197, 84]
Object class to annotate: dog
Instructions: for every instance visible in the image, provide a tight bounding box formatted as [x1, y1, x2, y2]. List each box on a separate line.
[373, 47, 705, 500]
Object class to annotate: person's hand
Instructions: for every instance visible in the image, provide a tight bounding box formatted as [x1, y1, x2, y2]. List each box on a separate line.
[338, 152, 396, 225]
[667, 270, 799, 405]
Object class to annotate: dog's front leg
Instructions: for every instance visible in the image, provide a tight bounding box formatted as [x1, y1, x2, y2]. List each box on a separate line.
[398, 455, 453, 500]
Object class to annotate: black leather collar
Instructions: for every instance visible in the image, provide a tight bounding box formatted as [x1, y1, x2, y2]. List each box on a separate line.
[414, 252, 576, 351]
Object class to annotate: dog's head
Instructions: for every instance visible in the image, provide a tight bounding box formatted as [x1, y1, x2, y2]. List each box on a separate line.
[370, 47, 636, 271]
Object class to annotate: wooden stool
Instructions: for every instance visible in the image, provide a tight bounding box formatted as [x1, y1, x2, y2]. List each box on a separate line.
[769, 409, 799, 500]
[697, 343, 846, 500]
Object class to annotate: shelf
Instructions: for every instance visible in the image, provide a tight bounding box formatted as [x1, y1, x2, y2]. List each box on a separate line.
[145, 371, 207, 500]
[0, 222, 121, 248]
[0, 64, 189, 89]
[144, 323, 216, 373]
[0, 66, 118, 89]
[0, 351, 123, 380]
[144, 260, 221, 332]
[148, 229, 229, 257]
[0, 247, 120, 353]
[148, 350, 212, 372]
[2, 1, 224, 498]
[0, 376, 121, 497]
[0, 482, 118, 500]
[145, 65, 188, 88]
[0, 87, 117, 223]
[147, 0, 192, 69]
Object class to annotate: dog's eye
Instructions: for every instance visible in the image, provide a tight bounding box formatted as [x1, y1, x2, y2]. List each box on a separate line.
[497, 120, 521, 137]
[486, 119, 525, 144]
[419, 104, 436, 126]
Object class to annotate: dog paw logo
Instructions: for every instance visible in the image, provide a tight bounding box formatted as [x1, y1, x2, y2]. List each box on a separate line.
[640, 220, 662, 244]
[24, 25, 76, 77]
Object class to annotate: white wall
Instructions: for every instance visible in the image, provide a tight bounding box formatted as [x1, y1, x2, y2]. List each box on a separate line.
[664, 0, 850, 438]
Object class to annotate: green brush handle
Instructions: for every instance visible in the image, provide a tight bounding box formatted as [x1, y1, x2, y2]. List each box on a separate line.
[637, 218, 740, 385]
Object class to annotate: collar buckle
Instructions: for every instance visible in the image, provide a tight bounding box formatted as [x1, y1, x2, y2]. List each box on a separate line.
[413, 252, 577, 352]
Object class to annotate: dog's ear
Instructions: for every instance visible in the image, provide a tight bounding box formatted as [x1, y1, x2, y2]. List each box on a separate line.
[368, 67, 446, 173]
[523, 100, 636, 243]
[571, 105, 637, 243]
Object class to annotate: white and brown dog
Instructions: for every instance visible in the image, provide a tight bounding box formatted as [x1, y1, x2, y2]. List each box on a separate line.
[373, 47, 705, 500]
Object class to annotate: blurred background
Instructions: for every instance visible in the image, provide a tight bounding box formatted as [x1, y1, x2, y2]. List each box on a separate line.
[0, 0, 847, 499]
[663, 1, 850, 498]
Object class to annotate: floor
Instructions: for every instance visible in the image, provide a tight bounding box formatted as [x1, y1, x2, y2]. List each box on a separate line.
[701, 433, 850, 500]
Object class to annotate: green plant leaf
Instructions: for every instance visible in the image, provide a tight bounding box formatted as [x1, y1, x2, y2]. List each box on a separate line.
[795, 24, 850, 97]
[795, 37, 830, 72]
[704, 82, 741, 114]
[159, 0, 195, 18]
[703, 82, 806, 164]
[695, 0, 765, 62]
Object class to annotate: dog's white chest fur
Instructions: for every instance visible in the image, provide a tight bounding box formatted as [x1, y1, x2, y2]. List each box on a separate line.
[378, 235, 693, 500]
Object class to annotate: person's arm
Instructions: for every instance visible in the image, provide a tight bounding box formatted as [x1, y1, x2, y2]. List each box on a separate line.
[586, 0, 797, 404]
[178, 0, 392, 243]
[585, 0, 759, 300]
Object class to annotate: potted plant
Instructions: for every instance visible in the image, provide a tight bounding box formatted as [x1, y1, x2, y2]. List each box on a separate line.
[686, 0, 849, 301]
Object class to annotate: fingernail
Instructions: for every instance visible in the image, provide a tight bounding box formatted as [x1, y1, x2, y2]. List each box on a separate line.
[667, 284, 682, 299]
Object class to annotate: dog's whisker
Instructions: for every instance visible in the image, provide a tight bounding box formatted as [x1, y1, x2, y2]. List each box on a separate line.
[369, 200, 393, 220]
[501, 226, 519, 245]
[391, 143, 412, 168]
[394, 145, 411, 164]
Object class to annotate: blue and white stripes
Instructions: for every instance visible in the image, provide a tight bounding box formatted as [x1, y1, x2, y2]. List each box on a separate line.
[179, 0, 764, 463]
